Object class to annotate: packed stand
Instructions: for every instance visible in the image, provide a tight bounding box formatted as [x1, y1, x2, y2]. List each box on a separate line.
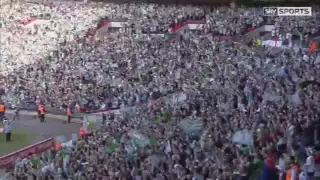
[0, 1, 109, 72]
[2, 26, 320, 180]
[1, 3, 320, 179]
[256, 8, 320, 49]
[0, 3, 275, 111]
[3, 39, 320, 178]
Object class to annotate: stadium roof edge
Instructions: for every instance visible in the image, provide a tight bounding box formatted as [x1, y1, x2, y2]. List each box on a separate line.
[89, 0, 317, 6]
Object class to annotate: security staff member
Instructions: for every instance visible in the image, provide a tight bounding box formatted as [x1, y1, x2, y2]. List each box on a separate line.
[37, 104, 44, 119]
[0, 103, 5, 122]
[39, 105, 45, 122]
[66, 106, 72, 123]
[79, 127, 85, 138]
[286, 156, 300, 180]
[75, 104, 81, 112]
[3, 119, 12, 142]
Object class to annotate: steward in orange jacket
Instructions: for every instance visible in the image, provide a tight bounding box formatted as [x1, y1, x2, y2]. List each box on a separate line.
[38, 105, 45, 122]
[0, 104, 5, 121]
[66, 106, 72, 123]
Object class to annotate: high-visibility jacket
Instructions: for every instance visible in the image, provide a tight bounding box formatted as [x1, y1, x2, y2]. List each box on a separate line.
[67, 107, 72, 116]
[55, 142, 61, 151]
[38, 104, 44, 111]
[0, 104, 5, 113]
[286, 164, 299, 180]
[75, 104, 81, 111]
[39, 107, 45, 115]
[79, 127, 85, 136]
[309, 41, 317, 53]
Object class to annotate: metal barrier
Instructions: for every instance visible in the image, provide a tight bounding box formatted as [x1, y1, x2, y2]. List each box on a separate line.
[0, 138, 55, 168]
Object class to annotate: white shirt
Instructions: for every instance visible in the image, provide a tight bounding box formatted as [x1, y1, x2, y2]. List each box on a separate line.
[286, 33, 292, 40]
[299, 172, 306, 180]
[291, 168, 297, 180]
[303, 55, 309, 62]
[306, 155, 315, 173]
[41, 165, 49, 173]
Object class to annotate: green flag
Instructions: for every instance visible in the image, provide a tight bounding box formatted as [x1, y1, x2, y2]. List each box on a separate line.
[152, 117, 161, 124]
[31, 156, 41, 168]
[106, 142, 117, 153]
[126, 152, 136, 161]
[161, 112, 172, 122]
[59, 150, 67, 159]
[152, 112, 172, 124]
[126, 142, 136, 160]
[248, 160, 263, 180]
[88, 120, 96, 131]
[149, 136, 157, 146]
[106, 137, 118, 153]
[43, 151, 51, 161]
[239, 145, 250, 154]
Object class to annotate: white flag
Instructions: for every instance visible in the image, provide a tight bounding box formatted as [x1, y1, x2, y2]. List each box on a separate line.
[82, 116, 88, 133]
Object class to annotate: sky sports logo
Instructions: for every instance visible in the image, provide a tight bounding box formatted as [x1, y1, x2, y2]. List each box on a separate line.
[263, 7, 312, 16]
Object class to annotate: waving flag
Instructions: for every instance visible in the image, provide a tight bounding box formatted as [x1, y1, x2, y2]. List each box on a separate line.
[232, 129, 253, 145]
[128, 130, 150, 147]
[263, 39, 282, 48]
[82, 116, 88, 133]
[30, 156, 41, 168]
[180, 119, 203, 137]
[126, 141, 137, 160]
[106, 137, 118, 153]
[149, 136, 157, 146]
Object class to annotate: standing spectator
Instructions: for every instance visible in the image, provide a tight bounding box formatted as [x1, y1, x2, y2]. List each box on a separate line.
[102, 113, 106, 125]
[286, 156, 300, 180]
[13, 107, 20, 121]
[39, 105, 45, 123]
[66, 105, 72, 123]
[3, 119, 12, 142]
[305, 149, 315, 180]
[0, 102, 5, 122]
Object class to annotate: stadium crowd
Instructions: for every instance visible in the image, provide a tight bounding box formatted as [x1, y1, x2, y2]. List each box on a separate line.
[0, 1, 283, 111]
[1, 1, 320, 180]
